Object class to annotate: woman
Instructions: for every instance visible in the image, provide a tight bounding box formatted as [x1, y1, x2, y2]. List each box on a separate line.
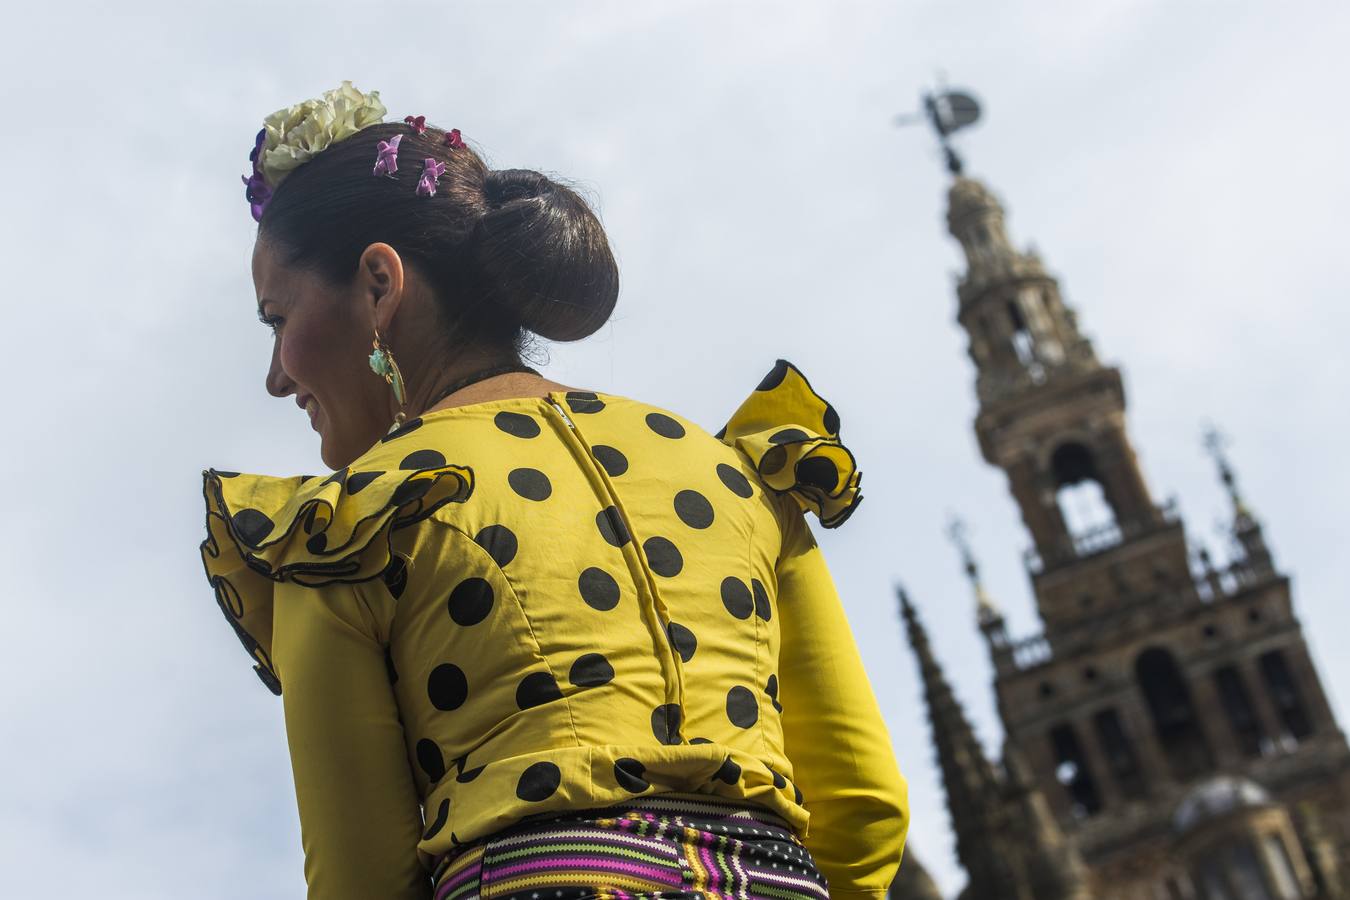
[201, 81, 907, 900]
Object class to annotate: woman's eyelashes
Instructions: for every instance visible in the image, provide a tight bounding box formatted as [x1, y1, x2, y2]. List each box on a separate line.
[257, 311, 283, 336]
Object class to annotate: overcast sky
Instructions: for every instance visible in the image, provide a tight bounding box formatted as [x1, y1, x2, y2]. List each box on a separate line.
[2, 2, 1347, 898]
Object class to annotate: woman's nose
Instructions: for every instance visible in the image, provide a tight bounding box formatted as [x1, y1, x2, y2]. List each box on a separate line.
[265, 342, 292, 399]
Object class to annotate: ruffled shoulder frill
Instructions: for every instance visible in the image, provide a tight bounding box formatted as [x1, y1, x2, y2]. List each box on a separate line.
[715, 359, 862, 528]
[199, 444, 474, 695]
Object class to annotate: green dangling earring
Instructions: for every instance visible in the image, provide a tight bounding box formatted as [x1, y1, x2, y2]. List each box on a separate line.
[369, 328, 408, 433]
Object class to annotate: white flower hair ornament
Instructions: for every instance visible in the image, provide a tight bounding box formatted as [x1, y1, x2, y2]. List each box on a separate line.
[241, 80, 465, 222]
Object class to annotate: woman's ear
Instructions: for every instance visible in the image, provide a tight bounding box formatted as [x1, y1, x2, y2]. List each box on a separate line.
[359, 242, 406, 333]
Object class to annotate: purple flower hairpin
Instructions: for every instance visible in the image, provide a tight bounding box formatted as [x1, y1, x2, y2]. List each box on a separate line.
[416, 158, 446, 197]
[242, 127, 272, 222]
[373, 133, 403, 176]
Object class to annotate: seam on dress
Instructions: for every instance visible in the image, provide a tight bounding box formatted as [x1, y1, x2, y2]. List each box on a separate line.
[425, 515, 584, 751]
[750, 490, 770, 764]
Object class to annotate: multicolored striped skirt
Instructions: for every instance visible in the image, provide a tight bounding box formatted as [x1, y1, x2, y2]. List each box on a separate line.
[430, 792, 829, 900]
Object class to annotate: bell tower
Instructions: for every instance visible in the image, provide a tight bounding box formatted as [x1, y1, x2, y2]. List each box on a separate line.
[948, 176, 1185, 637]
[900, 86, 1350, 900]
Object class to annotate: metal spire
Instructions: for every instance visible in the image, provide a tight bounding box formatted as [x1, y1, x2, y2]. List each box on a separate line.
[947, 514, 1000, 625]
[1202, 423, 1251, 518]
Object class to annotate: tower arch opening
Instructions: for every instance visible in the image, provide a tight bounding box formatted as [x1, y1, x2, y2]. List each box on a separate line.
[1051, 442, 1120, 552]
[1136, 647, 1214, 780]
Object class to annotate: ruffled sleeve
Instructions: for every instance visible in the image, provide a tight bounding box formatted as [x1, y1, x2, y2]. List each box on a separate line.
[199, 460, 474, 695]
[716, 359, 862, 528]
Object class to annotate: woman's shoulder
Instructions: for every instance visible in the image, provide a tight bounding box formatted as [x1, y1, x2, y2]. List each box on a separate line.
[198, 441, 475, 694]
[557, 360, 862, 528]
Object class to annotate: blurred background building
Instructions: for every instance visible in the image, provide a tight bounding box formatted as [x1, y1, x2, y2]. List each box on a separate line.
[889, 101, 1350, 900]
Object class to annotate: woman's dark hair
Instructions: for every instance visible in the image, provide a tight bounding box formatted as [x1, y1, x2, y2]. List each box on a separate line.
[257, 122, 619, 357]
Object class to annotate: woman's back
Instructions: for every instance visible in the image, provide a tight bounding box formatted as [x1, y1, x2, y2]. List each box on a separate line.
[201, 361, 907, 899]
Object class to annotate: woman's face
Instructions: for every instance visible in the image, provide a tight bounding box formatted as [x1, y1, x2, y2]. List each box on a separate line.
[251, 237, 399, 470]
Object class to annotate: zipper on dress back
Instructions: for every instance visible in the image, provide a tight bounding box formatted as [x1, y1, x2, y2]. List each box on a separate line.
[547, 399, 577, 431]
[543, 394, 688, 739]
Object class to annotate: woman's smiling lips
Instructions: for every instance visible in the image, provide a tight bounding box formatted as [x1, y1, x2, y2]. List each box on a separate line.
[296, 393, 320, 427]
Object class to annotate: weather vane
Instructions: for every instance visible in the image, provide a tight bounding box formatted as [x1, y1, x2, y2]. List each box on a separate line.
[895, 75, 983, 175]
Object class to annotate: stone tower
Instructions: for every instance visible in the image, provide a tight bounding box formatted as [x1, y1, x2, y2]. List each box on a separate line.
[933, 168, 1350, 898]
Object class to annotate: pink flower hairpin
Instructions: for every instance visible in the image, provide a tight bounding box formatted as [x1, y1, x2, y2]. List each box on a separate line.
[416, 158, 446, 197]
[444, 128, 465, 150]
[373, 133, 402, 176]
[404, 115, 427, 135]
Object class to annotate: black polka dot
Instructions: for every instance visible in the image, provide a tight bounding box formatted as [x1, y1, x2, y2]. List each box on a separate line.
[645, 412, 686, 439]
[579, 567, 620, 611]
[320, 469, 347, 487]
[508, 467, 552, 501]
[614, 758, 650, 793]
[400, 448, 446, 469]
[346, 471, 382, 494]
[231, 508, 274, 546]
[796, 456, 839, 490]
[726, 685, 758, 728]
[566, 391, 605, 414]
[768, 428, 809, 445]
[823, 402, 840, 435]
[721, 577, 753, 619]
[417, 738, 446, 782]
[305, 533, 327, 554]
[766, 673, 783, 713]
[667, 622, 697, 663]
[769, 765, 787, 789]
[596, 506, 631, 547]
[644, 537, 683, 577]
[673, 490, 714, 529]
[494, 410, 540, 438]
[716, 463, 754, 498]
[516, 762, 562, 801]
[474, 525, 518, 568]
[427, 663, 468, 711]
[593, 445, 628, 477]
[793, 783, 804, 805]
[757, 360, 789, 392]
[689, 737, 713, 745]
[752, 578, 772, 622]
[714, 425, 727, 440]
[714, 756, 741, 785]
[760, 446, 787, 476]
[391, 477, 432, 507]
[516, 671, 563, 709]
[381, 554, 408, 599]
[456, 763, 486, 784]
[384, 645, 399, 685]
[447, 578, 494, 626]
[652, 703, 683, 745]
[422, 798, 449, 840]
[381, 417, 423, 442]
[569, 653, 615, 687]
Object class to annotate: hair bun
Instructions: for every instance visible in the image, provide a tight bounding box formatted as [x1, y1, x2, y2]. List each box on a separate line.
[463, 168, 619, 342]
[483, 168, 555, 209]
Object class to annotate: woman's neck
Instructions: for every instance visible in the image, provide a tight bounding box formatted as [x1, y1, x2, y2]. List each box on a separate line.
[421, 371, 580, 415]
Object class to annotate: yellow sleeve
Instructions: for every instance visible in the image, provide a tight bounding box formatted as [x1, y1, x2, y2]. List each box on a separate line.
[271, 577, 433, 900]
[775, 501, 909, 898]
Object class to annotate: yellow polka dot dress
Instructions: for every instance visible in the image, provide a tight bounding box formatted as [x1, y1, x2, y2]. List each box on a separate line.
[199, 359, 909, 900]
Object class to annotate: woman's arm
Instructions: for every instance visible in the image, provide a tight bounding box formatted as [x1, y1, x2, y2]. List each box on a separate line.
[271, 577, 433, 900]
[775, 501, 910, 898]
